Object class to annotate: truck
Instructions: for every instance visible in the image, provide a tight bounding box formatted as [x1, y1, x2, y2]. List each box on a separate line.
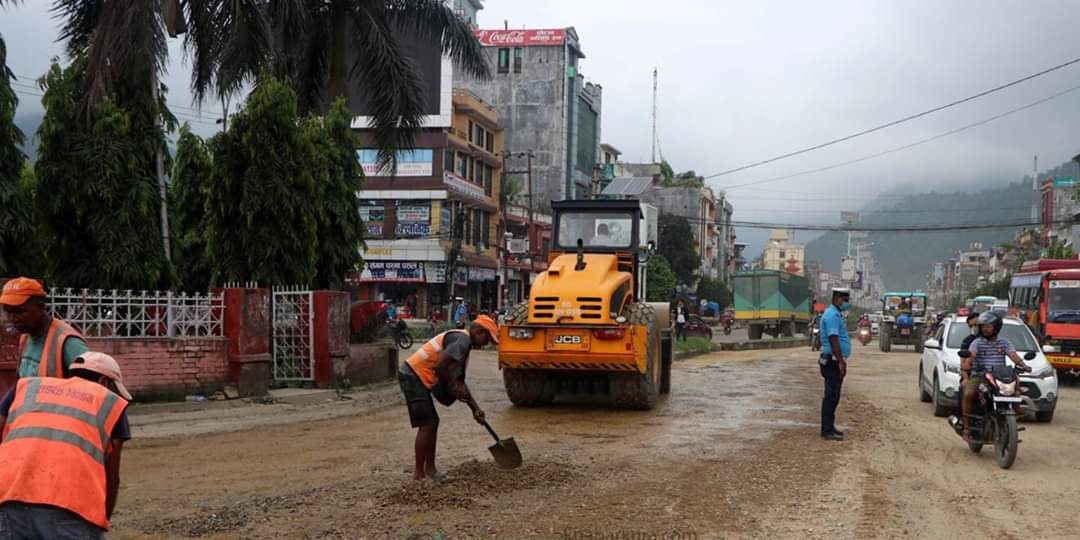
[497, 200, 673, 409]
[1010, 258, 1080, 373]
[732, 270, 812, 340]
[879, 291, 928, 352]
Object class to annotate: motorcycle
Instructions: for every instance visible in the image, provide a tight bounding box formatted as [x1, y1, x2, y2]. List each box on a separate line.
[857, 327, 871, 346]
[810, 326, 821, 351]
[385, 318, 413, 350]
[722, 318, 733, 336]
[947, 349, 1034, 469]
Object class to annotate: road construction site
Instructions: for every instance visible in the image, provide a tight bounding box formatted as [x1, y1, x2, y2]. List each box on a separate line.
[111, 346, 1080, 539]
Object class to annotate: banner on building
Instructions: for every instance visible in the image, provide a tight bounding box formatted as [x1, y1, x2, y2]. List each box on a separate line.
[853, 271, 863, 290]
[357, 149, 433, 177]
[358, 261, 424, 282]
[474, 28, 566, 46]
[396, 203, 432, 237]
[840, 257, 856, 281]
[468, 267, 497, 282]
[359, 202, 385, 236]
[425, 262, 446, 284]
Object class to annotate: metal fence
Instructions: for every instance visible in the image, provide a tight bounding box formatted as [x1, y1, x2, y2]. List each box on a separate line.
[271, 286, 314, 381]
[48, 288, 225, 338]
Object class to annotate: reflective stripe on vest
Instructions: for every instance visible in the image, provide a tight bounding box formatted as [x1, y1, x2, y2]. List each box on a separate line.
[405, 329, 469, 389]
[0, 377, 127, 529]
[17, 318, 85, 378]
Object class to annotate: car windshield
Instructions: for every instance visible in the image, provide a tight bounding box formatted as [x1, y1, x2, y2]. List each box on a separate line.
[946, 322, 1039, 352]
[557, 211, 634, 249]
[1046, 283, 1080, 323]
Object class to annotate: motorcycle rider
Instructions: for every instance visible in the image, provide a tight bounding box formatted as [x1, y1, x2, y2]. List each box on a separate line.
[960, 311, 1030, 439]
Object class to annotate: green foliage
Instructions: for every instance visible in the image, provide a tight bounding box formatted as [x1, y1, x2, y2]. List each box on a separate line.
[0, 34, 39, 277]
[305, 98, 365, 289]
[204, 75, 318, 286]
[696, 276, 731, 308]
[659, 160, 674, 183]
[170, 124, 213, 291]
[1043, 238, 1074, 259]
[34, 57, 173, 289]
[646, 254, 676, 302]
[972, 275, 1011, 300]
[658, 214, 698, 285]
[674, 336, 715, 354]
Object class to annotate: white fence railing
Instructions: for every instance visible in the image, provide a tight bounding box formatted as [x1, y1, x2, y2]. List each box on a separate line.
[48, 288, 225, 338]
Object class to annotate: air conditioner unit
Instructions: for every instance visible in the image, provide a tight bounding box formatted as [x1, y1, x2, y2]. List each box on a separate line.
[508, 238, 528, 254]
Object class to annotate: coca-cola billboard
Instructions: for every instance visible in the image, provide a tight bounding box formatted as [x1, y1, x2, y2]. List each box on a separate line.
[474, 28, 566, 47]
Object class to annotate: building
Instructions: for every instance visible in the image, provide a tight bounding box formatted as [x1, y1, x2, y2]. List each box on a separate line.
[638, 186, 725, 280]
[1039, 177, 1079, 245]
[760, 229, 805, 276]
[457, 27, 602, 207]
[501, 203, 552, 307]
[354, 89, 503, 316]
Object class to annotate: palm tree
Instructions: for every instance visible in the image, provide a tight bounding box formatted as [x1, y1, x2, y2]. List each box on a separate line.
[183, 0, 490, 168]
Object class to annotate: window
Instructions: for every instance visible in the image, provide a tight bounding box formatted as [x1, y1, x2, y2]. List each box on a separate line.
[457, 151, 467, 177]
[444, 149, 454, 172]
[557, 211, 635, 249]
[485, 132, 494, 153]
[483, 164, 493, 196]
[463, 209, 473, 245]
[779, 250, 786, 259]
[482, 211, 490, 247]
[497, 48, 510, 73]
[473, 208, 483, 248]
[513, 47, 523, 73]
[468, 157, 475, 182]
[467, 120, 474, 143]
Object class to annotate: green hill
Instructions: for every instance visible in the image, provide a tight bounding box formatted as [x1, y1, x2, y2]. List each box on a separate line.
[806, 178, 1053, 291]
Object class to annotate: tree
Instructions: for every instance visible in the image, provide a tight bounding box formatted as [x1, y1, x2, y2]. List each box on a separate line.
[183, 0, 489, 169]
[304, 98, 365, 289]
[35, 57, 174, 289]
[0, 33, 38, 278]
[170, 123, 213, 291]
[696, 276, 731, 308]
[204, 75, 318, 286]
[646, 254, 676, 302]
[658, 214, 698, 285]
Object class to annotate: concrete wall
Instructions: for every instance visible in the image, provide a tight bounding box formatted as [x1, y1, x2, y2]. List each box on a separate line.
[457, 44, 572, 209]
[88, 338, 230, 401]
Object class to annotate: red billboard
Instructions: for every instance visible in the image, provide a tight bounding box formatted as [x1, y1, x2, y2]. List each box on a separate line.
[474, 28, 566, 47]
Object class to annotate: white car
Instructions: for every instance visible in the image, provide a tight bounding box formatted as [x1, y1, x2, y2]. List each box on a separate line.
[918, 316, 1058, 422]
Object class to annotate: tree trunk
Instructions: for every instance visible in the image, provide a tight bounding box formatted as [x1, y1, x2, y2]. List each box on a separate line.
[326, 0, 350, 109]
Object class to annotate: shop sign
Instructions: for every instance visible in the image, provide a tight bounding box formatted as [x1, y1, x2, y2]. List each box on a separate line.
[396, 222, 432, 236]
[358, 261, 424, 282]
[359, 202, 385, 236]
[469, 267, 497, 282]
[455, 266, 468, 286]
[444, 172, 489, 203]
[357, 149, 433, 177]
[397, 204, 431, 223]
[425, 262, 446, 284]
[474, 29, 566, 46]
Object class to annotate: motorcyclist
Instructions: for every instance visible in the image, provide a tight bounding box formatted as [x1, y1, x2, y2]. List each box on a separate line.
[857, 314, 871, 329]
[960, 311, 1030, 439]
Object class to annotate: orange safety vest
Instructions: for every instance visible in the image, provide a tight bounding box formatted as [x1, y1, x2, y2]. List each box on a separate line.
[405, 329, 470, 389]
[17, 318, 85, 378]
[0, 377, 128, 529]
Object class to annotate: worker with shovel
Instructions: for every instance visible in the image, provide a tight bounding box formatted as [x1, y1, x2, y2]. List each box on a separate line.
[398, 315, 498, 481]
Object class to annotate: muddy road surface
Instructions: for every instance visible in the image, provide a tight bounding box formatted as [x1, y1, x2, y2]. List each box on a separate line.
[110, 344, 1080, 539]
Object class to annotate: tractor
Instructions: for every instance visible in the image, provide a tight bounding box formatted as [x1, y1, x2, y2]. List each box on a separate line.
[879, 291, 929, 353]
[497, 200, 673, 409]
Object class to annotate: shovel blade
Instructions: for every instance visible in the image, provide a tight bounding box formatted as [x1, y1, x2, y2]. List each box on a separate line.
[488, 437, 522, 470]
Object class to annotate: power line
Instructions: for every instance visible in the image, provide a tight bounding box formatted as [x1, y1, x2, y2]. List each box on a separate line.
[724, 218, 1065, 232]
[735, 206, 1034, 215]
[12, 73, 224, 119]
[717, 81, 1080, 190]
[703, 54, 1080, 180]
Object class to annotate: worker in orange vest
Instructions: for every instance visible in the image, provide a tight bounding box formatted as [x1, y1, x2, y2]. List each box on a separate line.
[1, 278, 89, 378]
[0, 351, 133, 538]
[398, 315, 499, 481]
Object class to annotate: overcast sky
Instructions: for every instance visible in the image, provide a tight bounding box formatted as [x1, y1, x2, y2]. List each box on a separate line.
[4, 1, 1080, 253]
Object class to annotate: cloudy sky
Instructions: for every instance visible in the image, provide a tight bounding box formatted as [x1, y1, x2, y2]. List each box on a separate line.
[4, 1, 1080, 252]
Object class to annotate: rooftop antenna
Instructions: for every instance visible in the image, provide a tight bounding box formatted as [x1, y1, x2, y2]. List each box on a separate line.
[651, 67, 658, 164]
[504, 19, 508, 30]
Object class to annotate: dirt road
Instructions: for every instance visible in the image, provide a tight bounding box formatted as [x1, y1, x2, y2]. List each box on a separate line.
[109, 344, 1080, 539]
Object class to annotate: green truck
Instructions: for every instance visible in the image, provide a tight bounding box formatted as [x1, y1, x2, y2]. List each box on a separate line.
[733, 270, 812, 340]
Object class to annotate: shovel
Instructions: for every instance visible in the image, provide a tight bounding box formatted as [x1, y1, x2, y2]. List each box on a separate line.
[481, 419, 522, 470]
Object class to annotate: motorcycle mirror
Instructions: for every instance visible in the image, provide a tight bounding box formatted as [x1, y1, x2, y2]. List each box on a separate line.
[957, 350, 972, 359]
[1023, 352, 1036, 361]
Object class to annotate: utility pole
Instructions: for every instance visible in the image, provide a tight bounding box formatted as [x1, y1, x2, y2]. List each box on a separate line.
[445, 204, 466, 322]
[651, 67, 658, 164]
[153, 79, 171, 262]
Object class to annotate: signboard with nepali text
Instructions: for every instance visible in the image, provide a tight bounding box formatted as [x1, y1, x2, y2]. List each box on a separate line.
[474, 28, 566, 47]
[357, 262, 424, 283]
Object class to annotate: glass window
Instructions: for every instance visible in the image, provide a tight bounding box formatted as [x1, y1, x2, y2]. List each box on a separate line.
[485, 132, 494, 152]
[475, 125, 484, 146]
[946, 321, 1038, 352]
[457, 151, 467, 177]
[1047, 284, 1080, 322]
[482, 211, 490, 247]
[468, 157, 475, 182]
[467, 120, 474, 143]
[444, 149, 454, 172]
[497, 48, 510, 73]
[779, 250, 785, 259]
[557, 211, 634, 249]
[473, 208, 483, 247]
[513, 47, 523, 73]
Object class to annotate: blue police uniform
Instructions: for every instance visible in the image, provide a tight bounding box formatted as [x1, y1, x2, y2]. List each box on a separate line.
[818, 304, 850, 437]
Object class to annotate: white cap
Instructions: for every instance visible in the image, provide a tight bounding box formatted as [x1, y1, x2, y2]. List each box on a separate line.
[831, 287, 852, 296]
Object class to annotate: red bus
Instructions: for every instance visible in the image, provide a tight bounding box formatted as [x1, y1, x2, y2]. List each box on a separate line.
[1010, 259, 1080, 370]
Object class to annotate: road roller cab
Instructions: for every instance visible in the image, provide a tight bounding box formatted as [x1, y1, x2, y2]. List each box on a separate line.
[498, 199, 673, 409]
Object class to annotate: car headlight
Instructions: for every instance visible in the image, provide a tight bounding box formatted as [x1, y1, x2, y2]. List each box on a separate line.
[508, 328, 533, 339]
[943, 362, 960, 374]
[1029, 365, 1055, 378]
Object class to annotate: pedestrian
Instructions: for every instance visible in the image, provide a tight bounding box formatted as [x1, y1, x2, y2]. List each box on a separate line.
[0, 351, 133, 539]
[674, 300, 687, 341]
[1, 277, 89, 379]
[453, 298, 468, 329]
[397, 315, 499, 481]
[818, 287, 851, 441]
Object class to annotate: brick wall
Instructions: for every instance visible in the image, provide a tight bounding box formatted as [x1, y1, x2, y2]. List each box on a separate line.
[87, 338, 230, 400]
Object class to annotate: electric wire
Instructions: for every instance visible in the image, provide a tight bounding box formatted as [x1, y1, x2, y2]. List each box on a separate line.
[702, 54, 1080, 179]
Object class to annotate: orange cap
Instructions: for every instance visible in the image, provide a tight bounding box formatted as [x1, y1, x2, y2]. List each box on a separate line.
[0, 277, 46, 306]
[473, 314, 499, 344]
[70, 352, 133, 401]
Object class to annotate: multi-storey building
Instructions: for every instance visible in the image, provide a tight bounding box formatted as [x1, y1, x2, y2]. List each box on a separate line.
[760, 229, 805, 276]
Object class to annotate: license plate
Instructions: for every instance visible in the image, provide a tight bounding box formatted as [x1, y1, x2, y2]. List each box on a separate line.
[993, 396, 1022, 403]
[1047, 354, 1080, 367]
[546, 331, 590, 351]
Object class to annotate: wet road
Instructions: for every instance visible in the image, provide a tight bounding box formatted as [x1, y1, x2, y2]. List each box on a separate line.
[110, 344, 1080, 539]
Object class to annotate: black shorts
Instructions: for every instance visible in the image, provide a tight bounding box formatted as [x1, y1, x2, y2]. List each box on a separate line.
[398, 364, 438, 428]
